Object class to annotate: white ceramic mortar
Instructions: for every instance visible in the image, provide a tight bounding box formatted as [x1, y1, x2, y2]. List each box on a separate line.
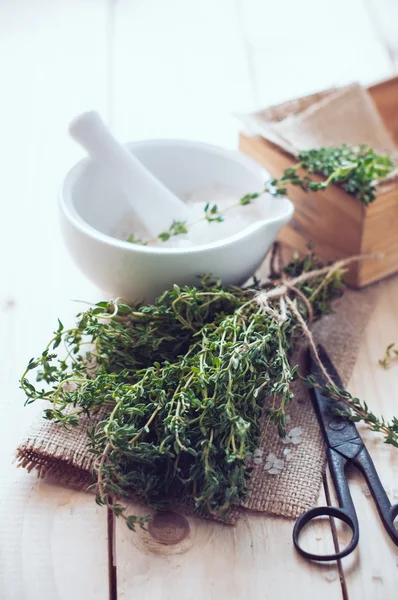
[60, 139, 294, 302]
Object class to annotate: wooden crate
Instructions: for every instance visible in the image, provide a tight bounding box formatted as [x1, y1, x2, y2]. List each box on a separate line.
[239, 77, 398, 288]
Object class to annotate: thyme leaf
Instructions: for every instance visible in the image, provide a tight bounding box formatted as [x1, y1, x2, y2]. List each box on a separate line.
[379, 342, 398, 369]
[306, 378, 398, 448]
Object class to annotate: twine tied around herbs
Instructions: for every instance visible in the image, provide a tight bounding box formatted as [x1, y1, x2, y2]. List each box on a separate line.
[255, 243, 377, 391]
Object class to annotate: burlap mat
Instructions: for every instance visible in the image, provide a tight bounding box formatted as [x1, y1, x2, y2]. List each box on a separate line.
[16, 286, 378, 520]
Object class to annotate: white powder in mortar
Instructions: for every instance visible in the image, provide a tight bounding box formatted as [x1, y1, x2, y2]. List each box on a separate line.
[114, 183, 268, 248]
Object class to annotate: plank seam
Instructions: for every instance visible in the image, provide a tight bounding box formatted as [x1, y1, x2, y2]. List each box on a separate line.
[106, 0, 117, 127]
[107, 506, 118, 600]
[323, 473, 349, 600]
[235, 0, 260, 108]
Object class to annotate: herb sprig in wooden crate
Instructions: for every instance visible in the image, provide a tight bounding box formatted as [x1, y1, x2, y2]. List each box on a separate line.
[240, 76, 398, 288]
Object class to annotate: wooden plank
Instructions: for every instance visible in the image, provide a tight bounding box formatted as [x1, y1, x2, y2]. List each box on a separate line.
[111, 0, 253, 148]
[111, 2, 343, 596]
[335, 276, 398, 598]
[0, 297, 109, 600]
[111, 255, 398, 598]
[0, 476, 110, 600]
[361, 186, 398, 286]
[239, 0, 393, 107]
[114, 498, 342, 599]
[0, 1, 111, 598]
[363, 0, 398, 71]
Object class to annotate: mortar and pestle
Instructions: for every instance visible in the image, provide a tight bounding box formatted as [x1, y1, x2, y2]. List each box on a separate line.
[60, 112, 294, 302]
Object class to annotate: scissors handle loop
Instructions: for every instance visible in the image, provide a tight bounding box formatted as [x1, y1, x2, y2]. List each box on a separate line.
[293, 505, 359, 561]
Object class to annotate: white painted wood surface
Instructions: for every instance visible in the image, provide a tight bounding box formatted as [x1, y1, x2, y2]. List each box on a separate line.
[240, 0, 394, 107]
[342, 279, 398, 599]
[0, 2, 110, 599]
[111, 0, 253, 148]
[364, 0, 398, 70]
[114, 495, 342, 600]
[0, 1, 397, 598]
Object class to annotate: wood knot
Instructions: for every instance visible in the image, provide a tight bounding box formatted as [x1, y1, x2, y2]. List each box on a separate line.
[147, 511, 190, 545]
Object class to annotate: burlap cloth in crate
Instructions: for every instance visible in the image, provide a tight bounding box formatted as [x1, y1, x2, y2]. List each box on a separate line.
[237, 82, 398, 187]
[16, 287, 378, 521]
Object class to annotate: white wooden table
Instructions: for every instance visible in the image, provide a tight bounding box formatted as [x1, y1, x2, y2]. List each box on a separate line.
[1, 1, 398, 598]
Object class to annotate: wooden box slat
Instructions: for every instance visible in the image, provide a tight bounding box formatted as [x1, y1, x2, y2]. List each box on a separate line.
[239, 77, 398, 288]
[369, 76, 398, 144]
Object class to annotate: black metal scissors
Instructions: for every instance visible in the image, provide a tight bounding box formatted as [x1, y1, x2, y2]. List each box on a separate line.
[293, 345, 398, 561]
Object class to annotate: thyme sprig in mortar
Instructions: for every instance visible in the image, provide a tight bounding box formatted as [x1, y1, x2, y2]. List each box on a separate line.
[127, 145, 394, 247]
[21, 249, 398, 531]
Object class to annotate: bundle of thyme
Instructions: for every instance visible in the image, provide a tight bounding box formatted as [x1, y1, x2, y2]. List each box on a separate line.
[21, 250, 398, 529]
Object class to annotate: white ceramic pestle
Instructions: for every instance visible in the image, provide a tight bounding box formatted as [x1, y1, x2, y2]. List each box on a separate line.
[68, 111, 189, 237]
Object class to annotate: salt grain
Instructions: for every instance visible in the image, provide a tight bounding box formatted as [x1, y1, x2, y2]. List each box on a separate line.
[324, 572, 337, 582]
[361, 485, 371, 497]
[283, 449, 292, 461]
[289, 427, 303, 437]
[268, 467, 280, 475]
[291, 437, 303, 445]
[372, 568, 383, 581]
[264, 453, 285, 474]
[281, 426, 304, 446]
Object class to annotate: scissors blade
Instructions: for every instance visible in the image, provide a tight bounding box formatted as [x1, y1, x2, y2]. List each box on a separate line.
[308, 345, 363, 455]
[306, 347, 398, 551]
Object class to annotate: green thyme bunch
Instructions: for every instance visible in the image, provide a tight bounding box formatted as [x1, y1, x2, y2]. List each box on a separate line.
[20, 257, 345, 528]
